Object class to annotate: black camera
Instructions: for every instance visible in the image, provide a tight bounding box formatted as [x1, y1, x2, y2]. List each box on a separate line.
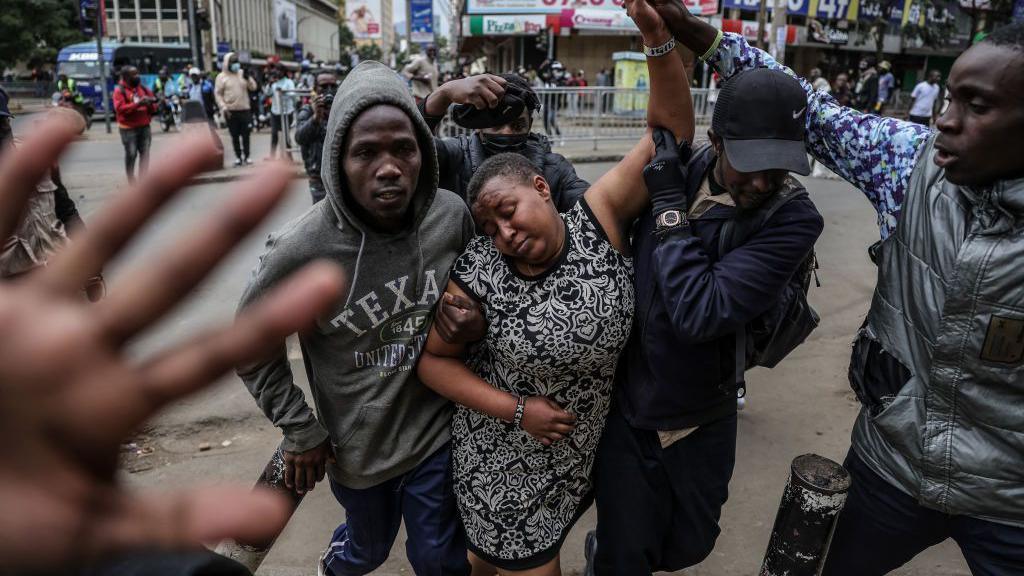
[322, 93, 335, 107]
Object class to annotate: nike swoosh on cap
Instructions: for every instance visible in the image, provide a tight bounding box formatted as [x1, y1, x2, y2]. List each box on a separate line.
[792, 106, 806, 119]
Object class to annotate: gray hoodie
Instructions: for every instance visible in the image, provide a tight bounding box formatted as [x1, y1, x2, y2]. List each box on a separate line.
[237, 61, 474, 489]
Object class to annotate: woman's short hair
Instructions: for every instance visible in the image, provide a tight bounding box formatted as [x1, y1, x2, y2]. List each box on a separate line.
[467, 153, 540, 207]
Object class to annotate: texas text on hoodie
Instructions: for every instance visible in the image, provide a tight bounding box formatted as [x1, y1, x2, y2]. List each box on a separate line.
[237, 61, 475, 489]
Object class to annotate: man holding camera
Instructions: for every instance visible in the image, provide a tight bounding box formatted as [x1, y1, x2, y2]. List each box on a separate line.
[294, 72, 339, 203]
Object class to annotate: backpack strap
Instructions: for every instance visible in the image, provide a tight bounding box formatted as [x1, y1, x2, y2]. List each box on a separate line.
[717, 178, 809, 395]
[717, 180, 807, 257]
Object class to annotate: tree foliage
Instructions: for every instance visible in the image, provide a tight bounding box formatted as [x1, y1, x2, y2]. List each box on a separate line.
[0, 0, 87, 69]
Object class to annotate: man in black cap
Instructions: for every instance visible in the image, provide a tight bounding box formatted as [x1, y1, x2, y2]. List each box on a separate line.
[417, 73, 589, 213]
[587, 50, 824, 576]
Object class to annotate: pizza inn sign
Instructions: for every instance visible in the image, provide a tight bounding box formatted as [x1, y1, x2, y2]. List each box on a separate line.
[464, 14, 549, 35]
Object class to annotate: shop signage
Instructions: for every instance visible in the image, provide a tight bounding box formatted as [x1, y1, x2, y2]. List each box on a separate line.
[464, 14, 550, 35]
[721, 0, 914, 21]
[565, 7, 638, 30]
[719, 18, 797, 43]
[468, 0, 625, 15]
[807, 18, 849, 43]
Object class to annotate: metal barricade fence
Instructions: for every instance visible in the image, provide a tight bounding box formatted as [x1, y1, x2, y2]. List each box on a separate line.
[437, 87, 716, 150]
[1, 81, 58, 99]
[275, 88, 315, 155]
[256, 86, 916, 158]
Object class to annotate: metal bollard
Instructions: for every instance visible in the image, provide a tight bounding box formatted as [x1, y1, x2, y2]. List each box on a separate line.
[760, 454, 851, 576]
[215, 446, 306, 572]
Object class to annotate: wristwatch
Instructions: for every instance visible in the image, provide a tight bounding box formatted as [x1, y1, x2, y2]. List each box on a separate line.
[655, 209, 688, 236]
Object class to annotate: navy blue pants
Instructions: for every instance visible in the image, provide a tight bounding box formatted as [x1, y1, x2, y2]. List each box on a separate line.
[823, 451, 1024, 576]
[593, 406, 737, 575]
[321, 443, 469, 576]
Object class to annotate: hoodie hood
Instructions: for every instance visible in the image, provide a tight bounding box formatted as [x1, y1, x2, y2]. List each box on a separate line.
[321, 60, 438, 234]
[221, 52, 238, 75]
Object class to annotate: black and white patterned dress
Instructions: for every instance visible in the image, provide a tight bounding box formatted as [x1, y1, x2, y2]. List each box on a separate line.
[450, 199, 634, 566]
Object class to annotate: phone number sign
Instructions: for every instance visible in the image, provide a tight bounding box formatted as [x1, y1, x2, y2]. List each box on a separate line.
[722, 0, 858, 20]
[468, 0, 716, 14]
[467, 0, 620, 14]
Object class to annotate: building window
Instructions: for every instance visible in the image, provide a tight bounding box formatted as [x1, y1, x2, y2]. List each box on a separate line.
[161, 0, 180, 20]
[119, 0, 137, 20]
[140, 0, 158, 19]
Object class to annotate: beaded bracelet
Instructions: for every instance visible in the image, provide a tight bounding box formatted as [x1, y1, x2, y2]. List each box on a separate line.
[512, 395, 526, 429]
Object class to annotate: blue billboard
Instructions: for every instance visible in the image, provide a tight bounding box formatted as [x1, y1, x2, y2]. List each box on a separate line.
[411, 0, 434, 43]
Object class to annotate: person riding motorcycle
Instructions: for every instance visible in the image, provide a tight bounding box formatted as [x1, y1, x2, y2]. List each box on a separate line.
[55, 73, 93, 127]
[56, 73, 85, 107]
[154, 66, 181, 131]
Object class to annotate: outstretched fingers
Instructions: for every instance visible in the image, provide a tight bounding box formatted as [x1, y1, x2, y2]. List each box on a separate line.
[38, 132, 223, 296]
[94, 162, 295, 345]
[125, 262, 344, 425]
[85, 485, 290, 558]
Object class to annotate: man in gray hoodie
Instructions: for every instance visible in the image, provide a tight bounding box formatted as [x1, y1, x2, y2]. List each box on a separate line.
[237, 61, 474, 576]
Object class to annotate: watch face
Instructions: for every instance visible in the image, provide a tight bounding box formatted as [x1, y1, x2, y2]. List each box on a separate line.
[660, 211, 681, 226]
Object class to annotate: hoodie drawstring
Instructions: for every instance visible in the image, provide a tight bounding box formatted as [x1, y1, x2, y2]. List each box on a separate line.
[343, 229, 367, 309]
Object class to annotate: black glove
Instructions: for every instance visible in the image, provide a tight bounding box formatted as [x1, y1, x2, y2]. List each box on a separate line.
[643, 127, 692, 219]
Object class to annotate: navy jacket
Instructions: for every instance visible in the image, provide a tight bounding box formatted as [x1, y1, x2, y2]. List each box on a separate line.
[618, 145, 824, 430]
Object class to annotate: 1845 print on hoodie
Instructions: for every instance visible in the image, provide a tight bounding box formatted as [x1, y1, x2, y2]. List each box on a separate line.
[329, 269, 443, 379]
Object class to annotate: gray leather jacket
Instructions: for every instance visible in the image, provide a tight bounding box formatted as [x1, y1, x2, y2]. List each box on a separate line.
[852, 135, 1024, 526]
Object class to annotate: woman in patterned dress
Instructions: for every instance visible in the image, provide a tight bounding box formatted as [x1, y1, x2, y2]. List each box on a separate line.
[415, 1, 693, 573]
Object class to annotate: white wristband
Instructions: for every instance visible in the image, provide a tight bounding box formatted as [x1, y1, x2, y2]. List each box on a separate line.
[644, 37, 677, 58]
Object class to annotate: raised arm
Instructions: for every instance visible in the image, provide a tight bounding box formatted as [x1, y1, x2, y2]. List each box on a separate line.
[583, 0, 693, 251]
[649, 0, 930, 238]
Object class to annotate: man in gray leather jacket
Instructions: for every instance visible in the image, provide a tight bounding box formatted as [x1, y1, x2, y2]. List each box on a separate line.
[654, 7, 1024, 574]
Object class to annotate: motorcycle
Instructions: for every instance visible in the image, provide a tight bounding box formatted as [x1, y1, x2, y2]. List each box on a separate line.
[159, 94, 183, 132]
[51, 90, 94, 131]
[254, 93, 273, 132]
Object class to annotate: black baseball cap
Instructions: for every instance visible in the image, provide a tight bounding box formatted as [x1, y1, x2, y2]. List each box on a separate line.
[712, 68, 810, 176]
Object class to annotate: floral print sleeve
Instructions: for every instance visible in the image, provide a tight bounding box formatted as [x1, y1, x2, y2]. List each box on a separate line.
[706, 32, 934, 239]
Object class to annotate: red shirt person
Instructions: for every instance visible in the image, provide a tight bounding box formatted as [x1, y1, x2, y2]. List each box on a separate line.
[112, 66, 157, 182]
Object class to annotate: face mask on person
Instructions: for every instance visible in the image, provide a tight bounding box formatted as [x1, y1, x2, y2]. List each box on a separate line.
[230, 63, 241, 73]
[480, 132, 530, 155]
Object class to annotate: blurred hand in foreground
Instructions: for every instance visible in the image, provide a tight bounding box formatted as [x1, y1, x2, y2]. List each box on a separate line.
[0, 119, 345, 571]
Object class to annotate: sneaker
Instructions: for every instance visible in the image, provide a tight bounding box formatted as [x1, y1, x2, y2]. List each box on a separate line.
[243, 156, 253, 165]
[315, 537, 344, 573]
[583, 530, 597, 576]
[233, 158, 242, 167]
[317, 546, 330, 576]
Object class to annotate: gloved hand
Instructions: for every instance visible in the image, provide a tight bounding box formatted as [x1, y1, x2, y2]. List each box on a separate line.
[643, 127, 692, 219]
